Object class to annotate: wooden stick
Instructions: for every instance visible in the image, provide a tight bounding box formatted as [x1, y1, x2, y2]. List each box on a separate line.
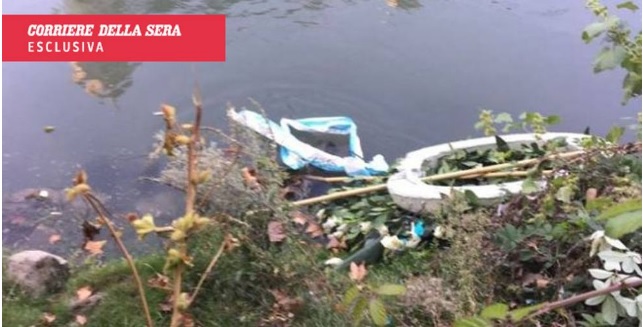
[292, 150, 585, 206]
[304, 170, 554, 183]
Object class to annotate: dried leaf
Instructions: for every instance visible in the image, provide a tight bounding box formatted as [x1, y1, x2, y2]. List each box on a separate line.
[349, 262, 367, 282]
[305, 222, 324, 238]
[76, 286, 93, 301]
[82, 220, 101, 241]
[326, 236, 347, 251]
[148, 273, 171, 291]
[75, 314, 88, 325]
[270, 289, 304, 313]
[42, 312, 56, 324]
[267, 221, 287, 243]
[291, 211, 310, 225]
[241, 167, 261, 190]
[66, 183, 91, 201]
[180, 313, 196, 327]
[73, 170, 88, 186]
[48, 234, 62, 244]
[536, 278, 550, 289]
[84, 240, 106, 256]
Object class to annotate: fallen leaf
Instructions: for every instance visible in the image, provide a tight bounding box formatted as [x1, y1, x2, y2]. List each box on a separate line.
[349, 262, 367, 282]
[270, 289, 304, 313]
[148, 273, 171, 290]
[536, 278, 550, 289]
[305, 222, 324, 238]
[48, 234, 62, 244]
[75, 314, 88, 325]
[241, 167, 261, 190]
[84, 240, 106, 256]
[267, 221, 287, 243]
[42, 312, 56, 324]
[180, 313, 196, 327]
[521, 273, 549, 288]
[76, 286, 93, 301]
[326, 236, 347, 251]
[159, 295, 174, 312]
[291, 211, 310, 226]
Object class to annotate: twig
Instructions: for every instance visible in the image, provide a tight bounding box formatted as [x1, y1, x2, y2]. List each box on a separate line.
[190, 238, 227, 304]
[170, 81, 204, 327]
[292, 150, 585, 206]
[83, 194, 154, 327]
[525, 277, 641, 320]
[303, 170, 554, 183]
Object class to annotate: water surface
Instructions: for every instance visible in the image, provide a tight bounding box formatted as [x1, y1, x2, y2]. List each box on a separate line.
[3, 0, 640, 251]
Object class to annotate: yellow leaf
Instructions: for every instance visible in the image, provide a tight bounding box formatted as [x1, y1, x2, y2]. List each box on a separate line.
[65, 183, 91, 201]
[170, 229, 187, 242]
[175, 135, 191, 145]
[131, 214, 156, 240]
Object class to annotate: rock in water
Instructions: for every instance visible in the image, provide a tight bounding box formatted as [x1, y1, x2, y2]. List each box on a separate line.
[7, 250, 70, 297]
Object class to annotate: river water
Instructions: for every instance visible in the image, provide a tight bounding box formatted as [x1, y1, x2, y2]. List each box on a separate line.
[2, 0, 640, 252]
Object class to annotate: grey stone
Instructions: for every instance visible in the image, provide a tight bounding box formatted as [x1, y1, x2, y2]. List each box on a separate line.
[7, 250, 70, 297]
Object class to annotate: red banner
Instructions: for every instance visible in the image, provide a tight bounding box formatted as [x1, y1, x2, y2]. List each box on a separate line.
[2, 15, 226, 62]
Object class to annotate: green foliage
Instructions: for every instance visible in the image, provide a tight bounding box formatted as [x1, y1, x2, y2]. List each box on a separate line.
[341, 280, 406, 326]
[604, 209, 642, 239]
[474, 110, 560, 136]
[584, 0, 642, 104]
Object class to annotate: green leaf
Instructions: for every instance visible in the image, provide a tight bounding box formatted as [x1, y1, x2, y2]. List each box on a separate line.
[616, 1, 639, 11]
[343, 285, 360, 309]
[544, 115, 561, 125]
[374, 284, 406, 296]
[601, 296, 618, 325]
[454, 317, 492, 327]
[582, 21, 608, 43]
[507, 303, 544, 321]
[555, 186, 574, 203]
[521, 178, 539, 194]
[605, 209, 642, 238]
[480, 303, 509, 320]
[351, 297, 368, 327]
[368, 298, 388, 326]
[494, 113, 513, 123]
[605, 126, 625, 143]
[598, 199, 642, 220]
[594, 46, 627, 73]
[495, 135, 511, 152]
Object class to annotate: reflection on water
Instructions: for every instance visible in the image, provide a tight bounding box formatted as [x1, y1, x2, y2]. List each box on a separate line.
[70, 62, 140, 100]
